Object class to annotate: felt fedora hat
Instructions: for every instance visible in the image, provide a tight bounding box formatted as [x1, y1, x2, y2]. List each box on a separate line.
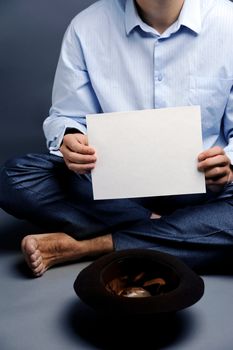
[74, 249, 204, 316]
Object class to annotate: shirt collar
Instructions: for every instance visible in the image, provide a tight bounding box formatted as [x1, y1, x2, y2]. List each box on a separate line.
[125, 0, 145, 35]
[125, 0, 202, 36]
[177, 0, 201, 34]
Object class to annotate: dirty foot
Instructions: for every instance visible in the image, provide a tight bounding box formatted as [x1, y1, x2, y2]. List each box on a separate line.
[21, 232, 113, 277]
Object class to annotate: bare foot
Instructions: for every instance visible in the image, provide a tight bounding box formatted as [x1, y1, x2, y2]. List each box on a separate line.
[21, 232, 113, 277]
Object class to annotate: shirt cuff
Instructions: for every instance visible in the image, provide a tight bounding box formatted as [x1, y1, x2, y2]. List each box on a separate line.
[46, 122, 87, 155]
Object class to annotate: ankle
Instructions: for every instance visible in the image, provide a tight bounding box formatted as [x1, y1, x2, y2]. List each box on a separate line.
[86, 234, 114, 256]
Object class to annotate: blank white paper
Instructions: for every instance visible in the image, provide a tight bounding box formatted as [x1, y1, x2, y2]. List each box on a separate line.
[86, 106, 206, 200]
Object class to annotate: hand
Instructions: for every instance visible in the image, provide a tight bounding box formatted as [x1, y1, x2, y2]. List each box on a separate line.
[198, 146, 233, 191]
[60, 133, 96, 174]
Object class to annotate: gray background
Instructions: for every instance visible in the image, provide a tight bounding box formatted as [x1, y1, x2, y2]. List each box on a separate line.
[1, 1, 233, 349]
[0, 0, 96, 164]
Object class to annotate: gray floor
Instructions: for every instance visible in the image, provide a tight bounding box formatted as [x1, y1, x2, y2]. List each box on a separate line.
[1, 209, 233, 350]
[1, 1, 233, 348]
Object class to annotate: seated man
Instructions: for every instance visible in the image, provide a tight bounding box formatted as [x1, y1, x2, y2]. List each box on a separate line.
[1, 0, 233, 277]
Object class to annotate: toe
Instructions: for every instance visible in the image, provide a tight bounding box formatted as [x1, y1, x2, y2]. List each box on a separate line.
[30, 250, 41, 262]
[31, 256, 43, 269]
[21, 235, 42, 273]
[21, 235, 38, 255]
[33, 263, 46, 277]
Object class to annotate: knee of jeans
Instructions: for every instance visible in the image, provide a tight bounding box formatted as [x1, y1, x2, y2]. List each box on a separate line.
[0, 167, 13, 210]
[0, 157, 32, 215]
[4, 154, 42, 171]
[1, 155, 29, 182]
[2, 155, 31, 173]
[0, 166, 24, 218]
[0, 155, 33, 204]
[1, 153, 58, 179]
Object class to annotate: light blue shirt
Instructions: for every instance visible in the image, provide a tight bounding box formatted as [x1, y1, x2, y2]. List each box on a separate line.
[44, 0, 233, 163]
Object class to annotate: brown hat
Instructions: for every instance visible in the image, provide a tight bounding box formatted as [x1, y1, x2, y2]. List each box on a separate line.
[74, 249, 204, 316]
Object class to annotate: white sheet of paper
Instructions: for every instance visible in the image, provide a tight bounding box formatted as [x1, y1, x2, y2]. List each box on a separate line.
[87, 106, 206, 200]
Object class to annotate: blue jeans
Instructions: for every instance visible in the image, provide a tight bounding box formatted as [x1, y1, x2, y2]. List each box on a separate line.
[1, 153, 233, 271]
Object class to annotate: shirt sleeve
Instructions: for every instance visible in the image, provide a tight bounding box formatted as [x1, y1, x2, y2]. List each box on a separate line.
[223, 85, 233, 164]
[43, 20, 101, 154]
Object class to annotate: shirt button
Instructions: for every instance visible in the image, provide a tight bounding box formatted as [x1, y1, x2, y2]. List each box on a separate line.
[158, 74, 163, 81]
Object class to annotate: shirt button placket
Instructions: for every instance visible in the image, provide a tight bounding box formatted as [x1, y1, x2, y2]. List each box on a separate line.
[153, 39, 163, 108]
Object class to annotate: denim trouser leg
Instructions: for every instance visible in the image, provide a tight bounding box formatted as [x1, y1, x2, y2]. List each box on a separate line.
[1, 152, 233, 270]
[0, 153, 150, 239]
[113, 197, 233, 270]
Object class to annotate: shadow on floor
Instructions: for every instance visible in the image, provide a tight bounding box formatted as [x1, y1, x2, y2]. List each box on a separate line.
[65, 299, 197, 350]
[0, 209, 42, 251]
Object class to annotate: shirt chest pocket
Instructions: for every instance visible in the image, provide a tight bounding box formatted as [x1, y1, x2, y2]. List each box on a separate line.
[188, 76, 233, 120]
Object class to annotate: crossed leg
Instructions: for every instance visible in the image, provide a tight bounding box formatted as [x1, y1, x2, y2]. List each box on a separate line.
[2, 153, 233, 277]
[0, 153, 150, 277]
[21, 213, 161, 277]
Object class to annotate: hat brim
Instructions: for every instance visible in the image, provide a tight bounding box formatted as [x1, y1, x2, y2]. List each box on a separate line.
[74, 249, 204, 316]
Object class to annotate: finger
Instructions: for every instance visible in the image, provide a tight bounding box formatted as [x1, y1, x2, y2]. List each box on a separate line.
[63, 134, 95, 155]
[66, 162, 96, 173]
[206, 175, 229, 186]
[204, 166, 228, 180]
[60, 142, 96, 162]
[198, 155, 229, 171]
[198, 146, 225, 161]
[65, 150, 97, 164]
[67, 141, 95, 155]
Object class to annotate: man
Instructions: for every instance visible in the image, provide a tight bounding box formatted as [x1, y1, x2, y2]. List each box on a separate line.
[1, 0, 233, 277]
